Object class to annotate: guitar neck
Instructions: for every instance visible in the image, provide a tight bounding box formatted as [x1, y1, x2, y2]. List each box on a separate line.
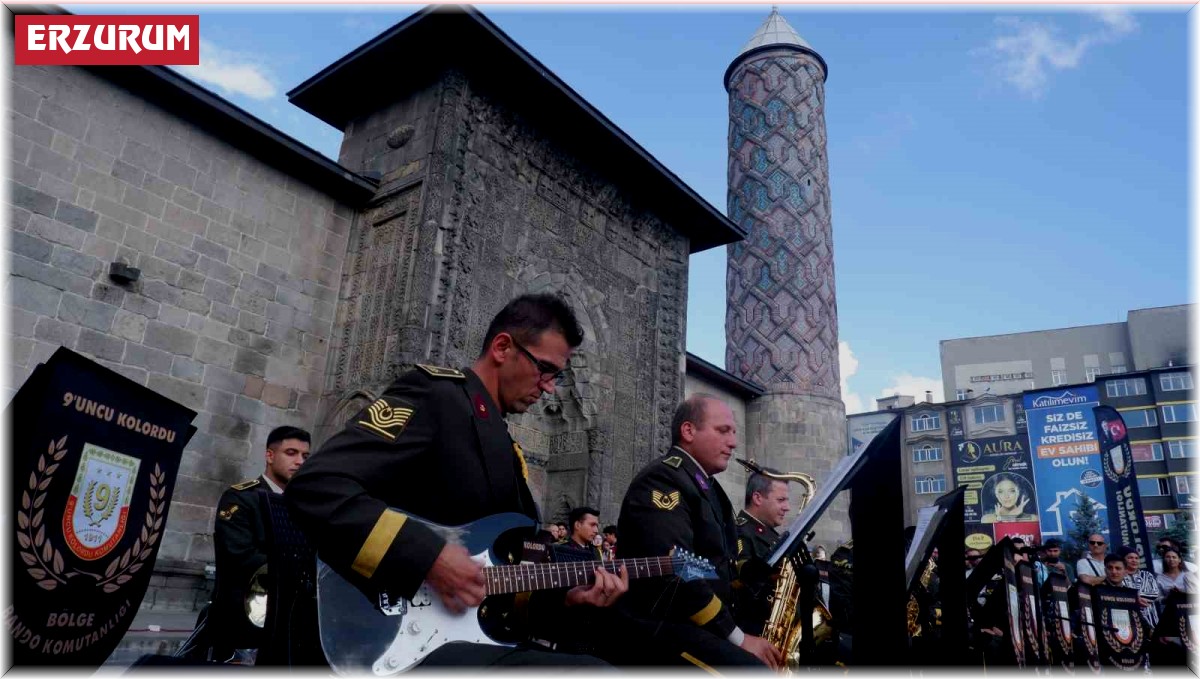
[484, 556, 674, 596]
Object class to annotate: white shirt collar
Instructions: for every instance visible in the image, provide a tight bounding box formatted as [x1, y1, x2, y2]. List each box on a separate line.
[262, 474, 284, 495]
[672, 446, 709, 479]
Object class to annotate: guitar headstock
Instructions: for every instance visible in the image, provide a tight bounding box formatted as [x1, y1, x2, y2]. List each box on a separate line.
[670, 548, 718, 582]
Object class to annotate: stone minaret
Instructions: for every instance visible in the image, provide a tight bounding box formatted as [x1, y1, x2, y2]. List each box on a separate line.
[725, 9, 848, 544]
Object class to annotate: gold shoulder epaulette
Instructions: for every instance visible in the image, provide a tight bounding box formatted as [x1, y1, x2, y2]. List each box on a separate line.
[231, 478, 260, 491]
[663, 455, 682, 468]
[415, 364, 465, 380]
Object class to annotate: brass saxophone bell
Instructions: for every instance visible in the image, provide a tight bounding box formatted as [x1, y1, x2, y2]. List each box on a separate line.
[245, 563, 269, 629]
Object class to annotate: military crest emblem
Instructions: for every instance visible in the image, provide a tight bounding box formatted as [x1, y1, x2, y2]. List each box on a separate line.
[1112, 609, 1134, 645]
[652, 490, 681, 511]
[63, 444, 140, 560]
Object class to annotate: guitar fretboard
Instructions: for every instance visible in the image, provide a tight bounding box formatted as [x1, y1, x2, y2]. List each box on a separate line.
[483, 556, 675, 595]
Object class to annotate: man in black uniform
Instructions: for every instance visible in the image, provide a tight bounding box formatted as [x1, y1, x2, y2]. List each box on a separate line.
[617, 394, 782, 669]
[211, 425, 311, 661]
[285, 294, 623, 667]
[734, 469, 790, 636]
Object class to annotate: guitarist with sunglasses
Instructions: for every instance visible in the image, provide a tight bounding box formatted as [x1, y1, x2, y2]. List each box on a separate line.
[286, 294, 623, 668]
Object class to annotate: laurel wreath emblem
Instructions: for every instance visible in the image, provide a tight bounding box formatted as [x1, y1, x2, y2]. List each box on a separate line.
[18, 436, 166, 594]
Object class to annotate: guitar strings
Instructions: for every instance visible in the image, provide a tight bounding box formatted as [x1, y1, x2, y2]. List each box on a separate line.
[482, 555, 704, 595]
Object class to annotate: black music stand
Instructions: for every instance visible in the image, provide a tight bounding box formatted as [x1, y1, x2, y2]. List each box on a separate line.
[848, 416, 908, 665]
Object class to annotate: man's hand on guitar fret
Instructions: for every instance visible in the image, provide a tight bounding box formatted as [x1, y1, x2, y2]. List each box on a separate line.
[427, 543, 486, 613]
[564, 564, 629, 608]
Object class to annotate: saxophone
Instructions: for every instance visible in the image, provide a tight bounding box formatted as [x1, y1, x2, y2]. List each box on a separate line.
[735, 459, 833, 670]
[907, 557, 937, 637]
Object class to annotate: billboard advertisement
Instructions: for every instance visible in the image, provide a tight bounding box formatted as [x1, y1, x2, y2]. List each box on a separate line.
[1024, 387, 1106, 540]
[949, 406, 1041, 549]
[846, 411, 898, 456]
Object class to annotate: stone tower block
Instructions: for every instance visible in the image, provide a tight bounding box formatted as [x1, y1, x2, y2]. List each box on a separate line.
[725, 10, 848, 546]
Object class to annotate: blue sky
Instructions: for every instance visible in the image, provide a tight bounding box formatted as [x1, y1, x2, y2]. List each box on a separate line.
[69, 4, 1192, 412]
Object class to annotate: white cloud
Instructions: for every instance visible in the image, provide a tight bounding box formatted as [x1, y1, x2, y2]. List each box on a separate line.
[880, 374, 944, 405]
[174, 40, 278, 100]
[839, 341, 866, 415]
[983, 9, 1139, 98]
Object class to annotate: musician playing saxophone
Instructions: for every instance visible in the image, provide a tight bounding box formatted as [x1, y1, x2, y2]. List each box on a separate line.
[733, 469, 790, 635]
[286, 294, 622, 668]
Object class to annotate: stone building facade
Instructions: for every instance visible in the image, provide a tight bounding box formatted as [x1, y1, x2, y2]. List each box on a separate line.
[5, 5, 748, 609]
[6, 59, 373, 608]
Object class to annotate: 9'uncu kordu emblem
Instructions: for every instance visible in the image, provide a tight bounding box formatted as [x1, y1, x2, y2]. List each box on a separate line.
[62, 443, 140, 560]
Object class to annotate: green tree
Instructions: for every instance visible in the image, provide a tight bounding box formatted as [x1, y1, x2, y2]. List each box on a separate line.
[1064, 492, 1105, 563]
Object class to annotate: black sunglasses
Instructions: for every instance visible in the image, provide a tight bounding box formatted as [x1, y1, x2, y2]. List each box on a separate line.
[1089, 540, 1106, 546]
[512, 339, 566, 385]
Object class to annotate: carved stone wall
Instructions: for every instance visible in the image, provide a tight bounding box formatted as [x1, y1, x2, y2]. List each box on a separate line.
[323, 68, 691, 523]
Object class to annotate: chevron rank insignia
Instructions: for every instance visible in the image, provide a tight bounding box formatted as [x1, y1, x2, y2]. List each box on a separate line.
[415, 364, 465, 380]
[738, 538, 744, 555]
[652, 490, 681, 511]
[356, 398, 415, 441]
[663, 456, 682, 469]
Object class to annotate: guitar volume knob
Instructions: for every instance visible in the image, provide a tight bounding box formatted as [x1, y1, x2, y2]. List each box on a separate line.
[408, 621, 421, 634]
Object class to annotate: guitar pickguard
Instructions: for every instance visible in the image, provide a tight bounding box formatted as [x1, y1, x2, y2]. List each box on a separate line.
[370, 551, 500, 676]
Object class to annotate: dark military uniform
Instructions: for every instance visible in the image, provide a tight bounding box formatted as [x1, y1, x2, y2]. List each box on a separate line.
[285, 365, 604, 668]
[734, 510, 781, 636]
[211, 476, 273, 654]
[736, 510, 780, 562]
[614, 448, 762, 667]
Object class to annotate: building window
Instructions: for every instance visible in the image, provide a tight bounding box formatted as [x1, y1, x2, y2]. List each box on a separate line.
[1165, 513, 1180, 529]
[915, 475, 947, 495]
[1176, 476, 1191, 495]
[1086, 367, 1100, 382]
[1168, 440, 1197, 459]
[1133, 443, 1165, 462]
[912, 445, 943, 463]
[1111, 364, 1128, 374]
[956, 389, 969, 400]
[1106, 378, 1147, 398]
[1123, 408, 1159, 428]
[1137, 477, 1170, 497]
[911, 413, 941, 432]
[973, 404, 1004, 425]
[1162, 404, 1198, 424]
[1161, 373, 1194, 392]
[1051, 370, 1066, 386]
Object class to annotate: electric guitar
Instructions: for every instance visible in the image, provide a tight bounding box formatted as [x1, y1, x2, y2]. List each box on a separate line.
[315, 511, 718, 675]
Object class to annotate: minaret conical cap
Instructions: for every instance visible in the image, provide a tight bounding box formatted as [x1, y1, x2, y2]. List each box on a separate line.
[737, 7, 813, 58]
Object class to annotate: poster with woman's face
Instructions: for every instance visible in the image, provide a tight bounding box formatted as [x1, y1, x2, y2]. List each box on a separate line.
[951, 433, 1042, 548]
[981, 473, 1038, 524]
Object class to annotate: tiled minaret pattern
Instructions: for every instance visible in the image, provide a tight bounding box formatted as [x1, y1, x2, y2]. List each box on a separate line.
[725, 10, 848, 546]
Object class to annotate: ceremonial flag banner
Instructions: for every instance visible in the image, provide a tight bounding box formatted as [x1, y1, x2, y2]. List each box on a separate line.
[6, 348, 196, 666]
[1016, 561, 1044, 666]
[1093, 584, 1148, 669]
[1093, 406, 1154, 564]
[1001, 546, 1026, 667]
[1073, 581, 1101, 672]
[1044, 572, 1074, 670]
